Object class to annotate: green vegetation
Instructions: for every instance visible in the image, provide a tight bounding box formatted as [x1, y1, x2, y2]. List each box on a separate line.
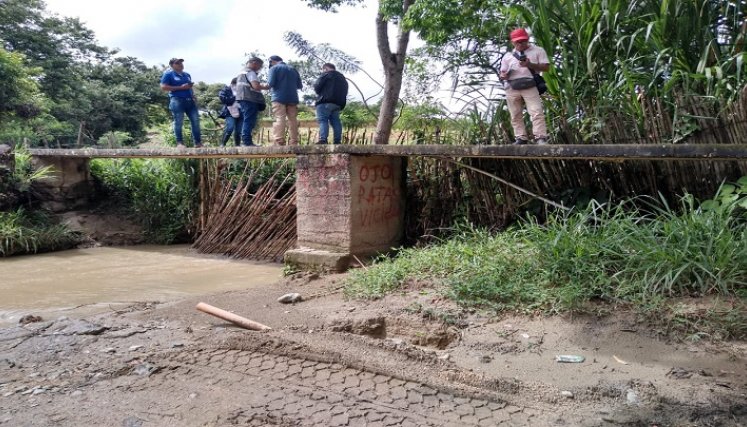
[0, 209, 80, 257]
[10, 145, 55, 193]
[0, 145, 77, 257]
[346, 184, 747, 338]
[90, 159, 197, 244]
[1, 0, 165, 147]
[405, 0, 747, 144]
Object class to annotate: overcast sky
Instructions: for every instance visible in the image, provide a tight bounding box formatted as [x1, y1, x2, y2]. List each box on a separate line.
[44, 0, 389, 98]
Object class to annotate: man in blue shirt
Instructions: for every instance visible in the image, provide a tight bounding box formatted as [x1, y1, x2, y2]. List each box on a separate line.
[265, 55, 302, 146]
[160, 58, 202, 148]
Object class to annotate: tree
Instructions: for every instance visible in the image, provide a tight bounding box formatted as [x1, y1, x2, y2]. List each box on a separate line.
[81, 57, 166, 140]
[0, 0, 111, 104]
[192, 81, 227, 124]
[403, 0, 747, 144]
[302, 0, 414, 144]
[1, 0, 170, 145]
[283, 32, 371, 105]
[0, 47, 42, 121]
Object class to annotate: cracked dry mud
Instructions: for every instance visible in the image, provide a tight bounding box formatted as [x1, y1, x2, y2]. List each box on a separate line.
[1, 274, 745, 426]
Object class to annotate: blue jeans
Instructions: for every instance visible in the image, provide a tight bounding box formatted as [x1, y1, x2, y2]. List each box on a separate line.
[221, 115, 242, 146]
[316, 103, 342, 144]
[238, 100, 259, 146]
[169, 97, 201, 145]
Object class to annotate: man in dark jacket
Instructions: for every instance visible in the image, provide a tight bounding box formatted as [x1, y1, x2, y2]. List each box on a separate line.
[313, 63, 348, 145]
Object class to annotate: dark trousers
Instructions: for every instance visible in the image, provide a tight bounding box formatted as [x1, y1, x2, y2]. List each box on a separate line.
[238, 101, 259, 146]
[221, 115, 242, 146]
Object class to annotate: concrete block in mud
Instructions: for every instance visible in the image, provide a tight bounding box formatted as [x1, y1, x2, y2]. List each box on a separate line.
[284, 247, 352, 272]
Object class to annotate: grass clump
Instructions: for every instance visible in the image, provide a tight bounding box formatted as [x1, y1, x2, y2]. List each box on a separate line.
[346, 192, 747, 337]
[0, 208, 81, 256]
[90, 158, 197, 244]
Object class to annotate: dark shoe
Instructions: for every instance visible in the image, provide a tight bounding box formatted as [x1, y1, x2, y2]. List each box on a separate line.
[333, 141, 342, 145]
[316, 140, 328, 145]
[241, 142, 256, 147]
[535, 137, 549, 145]
[512, 138, 528, 145]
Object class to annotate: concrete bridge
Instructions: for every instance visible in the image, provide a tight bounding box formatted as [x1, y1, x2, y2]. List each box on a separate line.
[22, 144, 747, 270]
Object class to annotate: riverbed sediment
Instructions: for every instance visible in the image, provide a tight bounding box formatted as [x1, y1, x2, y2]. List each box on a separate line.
[1, 272, 745, 426]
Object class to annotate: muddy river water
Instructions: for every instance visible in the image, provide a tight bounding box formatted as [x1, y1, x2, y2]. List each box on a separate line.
[0, 245, 283, 326]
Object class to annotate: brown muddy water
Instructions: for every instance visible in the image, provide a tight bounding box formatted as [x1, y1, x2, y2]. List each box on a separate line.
[0, 245, 283, 326]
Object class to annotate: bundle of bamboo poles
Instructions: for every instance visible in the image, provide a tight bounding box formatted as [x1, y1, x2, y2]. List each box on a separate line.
[193, 159, 297, 262]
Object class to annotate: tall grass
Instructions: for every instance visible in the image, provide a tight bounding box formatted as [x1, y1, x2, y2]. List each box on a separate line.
[0, 209, 80, 256]
[90, 158, 197, 244]
[346, 192, 747, 320]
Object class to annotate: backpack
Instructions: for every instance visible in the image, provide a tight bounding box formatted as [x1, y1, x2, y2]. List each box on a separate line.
[218, 85, 236, 106]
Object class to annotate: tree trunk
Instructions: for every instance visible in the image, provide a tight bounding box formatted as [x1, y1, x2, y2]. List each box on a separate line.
[373, 0, 413, 145]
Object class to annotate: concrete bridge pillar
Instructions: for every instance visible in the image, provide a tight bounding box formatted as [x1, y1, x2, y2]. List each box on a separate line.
[0, 144, 13, 183]
[30, 156, 92, 212]
[285, 154, 406, 271]
[0, 145, 15, 209]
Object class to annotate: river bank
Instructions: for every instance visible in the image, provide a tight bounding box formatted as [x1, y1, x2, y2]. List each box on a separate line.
[1, 271, 745, 426]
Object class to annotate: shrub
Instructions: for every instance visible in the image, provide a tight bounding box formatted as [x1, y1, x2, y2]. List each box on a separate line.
[346, 190, 747, 314]
[90, 158, 197, 243]
[0, 208, 80, 256]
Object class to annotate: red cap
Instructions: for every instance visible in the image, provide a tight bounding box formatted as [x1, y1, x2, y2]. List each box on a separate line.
[510, 28, 529, 42]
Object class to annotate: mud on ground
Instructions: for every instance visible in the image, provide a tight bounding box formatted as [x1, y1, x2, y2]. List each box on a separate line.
[1, 273, 745, 426]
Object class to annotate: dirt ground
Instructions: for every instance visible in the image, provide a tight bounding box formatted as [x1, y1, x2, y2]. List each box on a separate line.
[1, 273, 745, 426]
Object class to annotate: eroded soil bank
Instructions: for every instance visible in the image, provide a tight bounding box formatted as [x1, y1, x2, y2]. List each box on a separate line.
[1, 273, 745, 426]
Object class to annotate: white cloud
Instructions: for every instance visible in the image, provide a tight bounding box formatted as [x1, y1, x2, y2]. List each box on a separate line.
[44, 0, 388, 98]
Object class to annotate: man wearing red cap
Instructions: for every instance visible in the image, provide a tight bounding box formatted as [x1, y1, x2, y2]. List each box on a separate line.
[499, 28, 550, 145]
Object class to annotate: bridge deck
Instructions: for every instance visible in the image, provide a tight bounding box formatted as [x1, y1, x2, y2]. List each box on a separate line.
[27, 144, 747, 161]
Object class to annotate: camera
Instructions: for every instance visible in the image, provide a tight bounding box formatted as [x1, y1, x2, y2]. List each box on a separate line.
[518, 52, 527, 62]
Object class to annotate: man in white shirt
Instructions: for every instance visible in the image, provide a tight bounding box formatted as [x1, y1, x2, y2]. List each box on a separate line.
[499, 28, 550, 145]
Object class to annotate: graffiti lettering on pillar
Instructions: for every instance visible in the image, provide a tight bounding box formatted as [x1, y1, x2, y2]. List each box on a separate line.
[358, 163, 400, 227]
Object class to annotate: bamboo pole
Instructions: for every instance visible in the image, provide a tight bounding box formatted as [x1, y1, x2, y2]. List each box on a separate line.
[196, 302, 271, 331]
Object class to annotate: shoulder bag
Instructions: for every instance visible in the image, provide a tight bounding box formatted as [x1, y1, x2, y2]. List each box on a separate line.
[510, 51, 548, 94]
[238, 73, 267, 111]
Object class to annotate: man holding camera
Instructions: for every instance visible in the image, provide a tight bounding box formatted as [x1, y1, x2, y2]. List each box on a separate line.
[160, 58, 202, 148]
[499, 28, 550, 145]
